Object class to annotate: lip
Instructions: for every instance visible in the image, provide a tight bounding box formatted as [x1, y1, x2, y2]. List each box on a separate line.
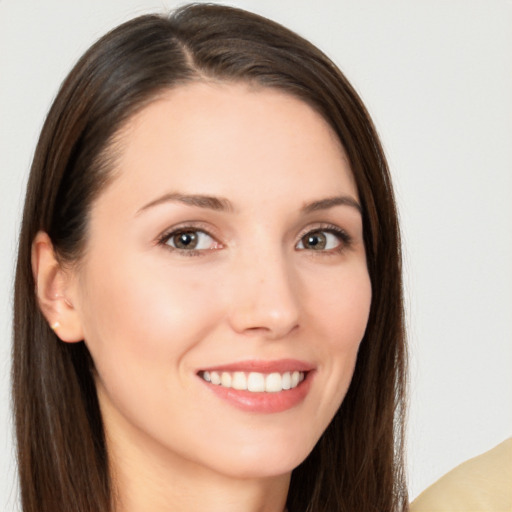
[199, 358, 315, 373]
[197, 359, 315, 413]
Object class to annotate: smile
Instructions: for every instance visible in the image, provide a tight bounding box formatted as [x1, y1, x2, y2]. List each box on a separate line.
[199, 370, 305, 393]
[197, 360, 314, 413]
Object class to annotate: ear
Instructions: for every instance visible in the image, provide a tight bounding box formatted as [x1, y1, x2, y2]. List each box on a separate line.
[32, 231, 84, 343]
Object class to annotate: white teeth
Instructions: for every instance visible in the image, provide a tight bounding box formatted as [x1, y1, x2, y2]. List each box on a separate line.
[221, 372, 232, 387]
[265, 372, 282, 393]
[231, 371, 247, 390]
[247, 372, 265, 392]
[201, 370, 306, 392]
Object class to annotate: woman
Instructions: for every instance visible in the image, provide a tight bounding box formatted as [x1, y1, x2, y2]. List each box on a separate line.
[13, 4, 407, 512]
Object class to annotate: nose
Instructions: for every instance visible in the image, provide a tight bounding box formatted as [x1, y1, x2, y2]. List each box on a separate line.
[226, 249, 301, 340]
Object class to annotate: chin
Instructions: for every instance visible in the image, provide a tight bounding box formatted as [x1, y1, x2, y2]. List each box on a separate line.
[203, 437, 316, 480]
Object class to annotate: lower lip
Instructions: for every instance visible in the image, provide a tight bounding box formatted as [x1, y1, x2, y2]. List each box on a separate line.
[199, 373, 313, 413]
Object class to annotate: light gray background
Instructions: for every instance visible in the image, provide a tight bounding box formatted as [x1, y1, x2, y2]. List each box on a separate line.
[1, 0, 511, 509]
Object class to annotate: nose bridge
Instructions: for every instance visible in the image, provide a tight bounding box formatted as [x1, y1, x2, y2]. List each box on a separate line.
[227, 240, 300, 338]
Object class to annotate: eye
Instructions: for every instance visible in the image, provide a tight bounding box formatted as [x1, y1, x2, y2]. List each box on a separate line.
[162, 229, 220, 252]
[296, 228, 349, 252]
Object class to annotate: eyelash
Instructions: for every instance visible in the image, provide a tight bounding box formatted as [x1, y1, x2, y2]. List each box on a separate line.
[157, 223, 352, 256]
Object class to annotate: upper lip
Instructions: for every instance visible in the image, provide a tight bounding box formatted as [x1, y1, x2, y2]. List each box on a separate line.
[198, 359, 314, 373]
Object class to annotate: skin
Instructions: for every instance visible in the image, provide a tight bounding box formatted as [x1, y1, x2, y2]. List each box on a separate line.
[34, 82, 372, 512]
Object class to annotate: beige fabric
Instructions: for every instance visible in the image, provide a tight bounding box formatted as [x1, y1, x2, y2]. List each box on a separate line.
[411, 438, 512, 512]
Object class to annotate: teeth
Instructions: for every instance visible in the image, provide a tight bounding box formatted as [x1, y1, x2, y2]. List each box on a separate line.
[221, 372, 232, 387]
[282, 372, 291, 390]
[201, 370, 305, 392]
[247, 372, 265, 392]
[232, 371, 247, 390]
[265, 372, 282, 393]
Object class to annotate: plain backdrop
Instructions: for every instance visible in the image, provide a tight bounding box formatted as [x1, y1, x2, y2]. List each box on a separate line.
[1, 0, 511, 509]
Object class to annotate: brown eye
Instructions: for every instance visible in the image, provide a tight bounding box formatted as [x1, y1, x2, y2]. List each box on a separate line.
[164, 230, 218, 251]
[296, 229, 346, 251]
[301, 232, 327, 250]
[172, 231, 198, 249]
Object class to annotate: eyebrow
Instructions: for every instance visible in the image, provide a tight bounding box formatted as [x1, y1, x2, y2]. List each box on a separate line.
[136, 192, 361, 216]
[301, 196, 362, 214]
[136, 193, 234, 215]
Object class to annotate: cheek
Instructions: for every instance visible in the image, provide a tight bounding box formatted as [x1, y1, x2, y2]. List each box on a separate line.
[77, 257, 224, 382]
[76, 259, 228, 445]
[311, 263, 372, 350]
[307, 264, 371, 404]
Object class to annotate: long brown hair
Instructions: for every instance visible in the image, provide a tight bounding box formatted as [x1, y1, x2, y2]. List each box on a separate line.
[13, 4, 407, 511]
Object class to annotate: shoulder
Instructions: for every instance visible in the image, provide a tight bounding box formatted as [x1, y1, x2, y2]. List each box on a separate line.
[410, 438, 512, 512]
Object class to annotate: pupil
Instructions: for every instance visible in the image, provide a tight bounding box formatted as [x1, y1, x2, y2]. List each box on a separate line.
[175, 232, 197, 249]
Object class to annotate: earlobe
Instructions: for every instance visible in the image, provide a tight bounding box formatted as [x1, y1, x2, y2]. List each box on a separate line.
[32, 231, 84, 343]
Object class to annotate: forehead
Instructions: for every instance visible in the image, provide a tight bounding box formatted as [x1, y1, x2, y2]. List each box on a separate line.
[99, 82, 357, 212]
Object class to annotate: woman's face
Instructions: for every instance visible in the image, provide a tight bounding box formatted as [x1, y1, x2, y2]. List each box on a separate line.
[68, 82, 371, 479]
